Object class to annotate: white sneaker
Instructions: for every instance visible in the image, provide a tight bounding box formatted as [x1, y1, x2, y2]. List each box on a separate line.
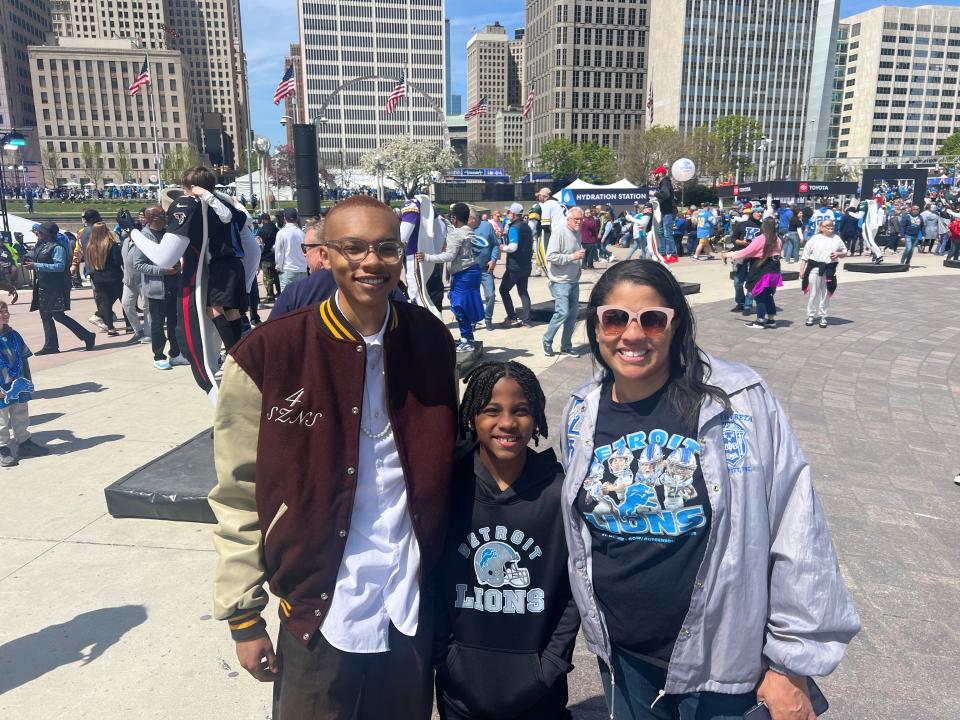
[169, 354, 191, 367]
[153, 358, 172, 370]
[88, 314, 108, 331]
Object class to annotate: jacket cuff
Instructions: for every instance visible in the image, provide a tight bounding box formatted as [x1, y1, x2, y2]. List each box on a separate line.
[227, 609, 267, 641]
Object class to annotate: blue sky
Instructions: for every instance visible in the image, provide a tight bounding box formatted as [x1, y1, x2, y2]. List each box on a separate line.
[242, 0, 933, 148]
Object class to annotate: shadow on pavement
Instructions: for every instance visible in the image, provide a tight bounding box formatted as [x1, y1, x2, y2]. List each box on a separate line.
[29, 429, 124, 454]
[0, 604, 148, 695]
[27, 412, 63, 425]
[569, 695, 608, 719]
[31, 382, 105, 400]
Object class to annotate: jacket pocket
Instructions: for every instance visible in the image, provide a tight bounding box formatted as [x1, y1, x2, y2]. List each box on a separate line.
[441, 643, 548, 720]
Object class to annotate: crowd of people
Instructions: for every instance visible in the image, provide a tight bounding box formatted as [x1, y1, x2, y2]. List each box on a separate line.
[9, 161, 960, 718]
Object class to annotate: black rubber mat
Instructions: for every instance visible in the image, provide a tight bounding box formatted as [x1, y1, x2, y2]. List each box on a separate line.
[844, 263, 909, 273]
[104, 429, 217, 524]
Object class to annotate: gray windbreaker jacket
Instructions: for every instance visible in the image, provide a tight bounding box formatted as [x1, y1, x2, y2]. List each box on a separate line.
[560, 353, 860, 696]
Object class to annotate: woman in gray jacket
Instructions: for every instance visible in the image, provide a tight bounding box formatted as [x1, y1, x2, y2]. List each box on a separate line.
[560, 260, 859, 720]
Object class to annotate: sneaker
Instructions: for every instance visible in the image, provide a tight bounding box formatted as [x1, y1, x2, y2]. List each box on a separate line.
[805, 317, 815, 326]
[521, 320, 535, 328]
[106, 329, 119, 337]
[744, 321, 767, 329]
[129, 332, 145, 344]
[741, 309, 752, 317]
[139, 335, 151, 344]
[0, 446, 17, 467]
[84, 334, 96, 351]
[17, 438, 49, 457]
[692, 255, 701, 261]
[169, 354, 191, 367]
[764, 318, 777, 327]
[819, 318, 828, 328]
[511, 318, 524, 327]
[153, 358, 172, 370]
[560, 348, 580, 357]
[484, 320, 494, 332]
[88, 314, 108, 331]
[35, 347, 60, 356]
[455, 340, 475, 353]
[542, 342, 555, 357]
[729, 305, 743, 313]
[954, 473, 960, 487]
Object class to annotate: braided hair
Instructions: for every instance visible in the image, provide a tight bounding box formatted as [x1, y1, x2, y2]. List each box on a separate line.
[459, 361, 548, 445]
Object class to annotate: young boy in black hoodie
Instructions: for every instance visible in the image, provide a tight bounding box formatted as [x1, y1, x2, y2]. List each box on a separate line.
[435, 361, 579, 720]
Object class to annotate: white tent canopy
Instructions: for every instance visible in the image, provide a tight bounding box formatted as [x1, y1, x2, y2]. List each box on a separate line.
[553, 178, 647, 207]
[232, 170, 294, 201]
[4, 213, 39, 245]
[555, 178, 639, 195]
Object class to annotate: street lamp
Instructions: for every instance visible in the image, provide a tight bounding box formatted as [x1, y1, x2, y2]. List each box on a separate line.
[0, 130, 27, 239]
[756, 137, 771, 182]
[373, 152, 385, 203]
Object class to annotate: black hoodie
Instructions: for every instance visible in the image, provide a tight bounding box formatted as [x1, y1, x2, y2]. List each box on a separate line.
[435, 446, 580, 720]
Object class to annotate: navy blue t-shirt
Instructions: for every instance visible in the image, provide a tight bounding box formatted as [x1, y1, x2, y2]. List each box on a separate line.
[575, 381, 711, 666]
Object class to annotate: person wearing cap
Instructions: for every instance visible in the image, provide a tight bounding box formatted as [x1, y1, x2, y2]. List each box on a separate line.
[24, 222, 96, 355]
[274, 208, 308, 291]
[499, 202, 534, 327]
[651, 166, 678, 262]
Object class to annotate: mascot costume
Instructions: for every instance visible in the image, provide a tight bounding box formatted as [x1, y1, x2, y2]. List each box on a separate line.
[131, 187, 259, 405]
[400, 194, 444, 318]
[857, 198, 886, 265]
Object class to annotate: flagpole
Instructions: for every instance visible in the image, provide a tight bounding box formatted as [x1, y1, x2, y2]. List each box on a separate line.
[142, 43, 164, 195]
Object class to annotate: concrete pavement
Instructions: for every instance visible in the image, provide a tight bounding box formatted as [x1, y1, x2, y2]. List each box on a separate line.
[0, 249, 957, 718]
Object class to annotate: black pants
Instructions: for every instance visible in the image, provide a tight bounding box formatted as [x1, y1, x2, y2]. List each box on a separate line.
[148, 291, 180, 361]
[427, 264, 445, 313]
[581, 244, 598, 268]
[272, 621, 433, 720]
[93, 279, 124, 329]
[499, 269, 530, 322]
[39, 310, 92, 351]
[949, 239, 960, 261]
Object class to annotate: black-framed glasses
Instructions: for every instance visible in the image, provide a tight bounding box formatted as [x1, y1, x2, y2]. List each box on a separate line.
[325, 240, 403, 264]
[301, 243, 323, 253]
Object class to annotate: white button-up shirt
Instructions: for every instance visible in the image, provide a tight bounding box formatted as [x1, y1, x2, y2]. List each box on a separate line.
[320, 294, 421, 653]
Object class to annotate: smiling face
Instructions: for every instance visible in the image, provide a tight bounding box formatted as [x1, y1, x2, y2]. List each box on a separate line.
[317, 204, 401, 317]
[596, 282, 676, 401]
[474, 377, 535, 465]
[0, 303, 8, 327]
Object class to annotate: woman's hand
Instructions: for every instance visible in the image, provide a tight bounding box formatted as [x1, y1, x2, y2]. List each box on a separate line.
[756, 670, 815, 720]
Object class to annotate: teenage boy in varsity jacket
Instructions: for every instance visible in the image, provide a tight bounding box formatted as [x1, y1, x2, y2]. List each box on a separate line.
[210, 195, 459, 719]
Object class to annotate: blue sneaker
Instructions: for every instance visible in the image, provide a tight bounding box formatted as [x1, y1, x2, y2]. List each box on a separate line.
[153, 358, 172, 370]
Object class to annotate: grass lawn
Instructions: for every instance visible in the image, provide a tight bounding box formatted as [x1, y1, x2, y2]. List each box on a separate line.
[6, 198, 302, 218]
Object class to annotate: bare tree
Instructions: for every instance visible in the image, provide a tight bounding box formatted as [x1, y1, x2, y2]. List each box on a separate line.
[81, 142, 105, 189]
[620, 126, 693, 185]
[468, 143, 500, 168]
[41, 147, 61, 188]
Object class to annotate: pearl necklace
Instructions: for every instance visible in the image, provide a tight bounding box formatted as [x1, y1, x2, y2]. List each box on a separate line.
[360, 420, 392, 440]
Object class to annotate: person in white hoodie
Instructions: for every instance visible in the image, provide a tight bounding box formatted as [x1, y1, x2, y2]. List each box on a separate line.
[800, 219, 847, 328]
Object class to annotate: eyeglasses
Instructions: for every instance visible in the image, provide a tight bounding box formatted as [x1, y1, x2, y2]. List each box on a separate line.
[596, 305, 675, 337]
[301, 243, 323, 253]
[325, 239, 403, 264]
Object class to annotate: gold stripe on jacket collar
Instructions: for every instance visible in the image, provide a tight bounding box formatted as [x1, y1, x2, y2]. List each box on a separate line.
[318, 297, 397, 342]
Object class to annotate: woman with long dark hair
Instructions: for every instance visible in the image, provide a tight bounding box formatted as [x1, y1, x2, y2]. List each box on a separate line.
[722, 217, 782, 329]
[560, 260, 859, 720]
[84, 222, 128, 337]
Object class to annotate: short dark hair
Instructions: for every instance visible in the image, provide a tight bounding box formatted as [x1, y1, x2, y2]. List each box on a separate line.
[180, 166, 216, 192]
[82, 208, 102, 224]
[458, 361, 548, 445]
[450, 202, 470, 224]
[323, 195, 397, 242]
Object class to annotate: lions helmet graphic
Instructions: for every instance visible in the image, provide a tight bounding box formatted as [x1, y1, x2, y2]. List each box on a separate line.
[474, 541, 530, 588]
[666, 447, 697, 484]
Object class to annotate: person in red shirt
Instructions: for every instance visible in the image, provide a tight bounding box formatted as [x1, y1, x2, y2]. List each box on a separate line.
[580, 207, 600, 269]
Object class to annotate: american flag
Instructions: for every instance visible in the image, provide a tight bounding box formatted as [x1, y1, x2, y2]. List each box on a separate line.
[464, 95, 488, 120]
[385, 76, 407, 113]
[646, 84, 654, 126]
[162, 23, 181, 39]
[522, 87, 535, 119]
[128, 57, 151, 96]
[273, 66, 296, 106]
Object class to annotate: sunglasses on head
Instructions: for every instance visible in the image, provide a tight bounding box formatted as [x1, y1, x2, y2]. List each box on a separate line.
[596, 305, 675, 337]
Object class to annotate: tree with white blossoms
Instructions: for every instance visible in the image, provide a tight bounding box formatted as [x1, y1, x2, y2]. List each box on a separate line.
[361, 137, 460, 198]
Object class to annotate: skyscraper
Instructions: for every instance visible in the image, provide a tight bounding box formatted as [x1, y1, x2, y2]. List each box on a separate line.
[49, 0, 249, 170]
[524, 1, 649, 163]
[508, 29, 525, 108]
[0, 0, 51, 183]
[831, 5, 960, 163]
[298, 0, 446, 169]
[466, 23, 511, 152]
[646, 0, 839, 179]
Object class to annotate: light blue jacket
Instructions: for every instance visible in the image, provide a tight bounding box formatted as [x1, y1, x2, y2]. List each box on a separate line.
[560, 354, 860, 696]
